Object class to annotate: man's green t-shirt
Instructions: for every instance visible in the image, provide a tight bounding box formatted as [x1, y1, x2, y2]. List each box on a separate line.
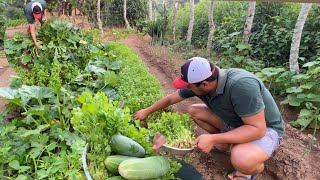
[24, 0, 47, 24]
[179, 68, 285, 137]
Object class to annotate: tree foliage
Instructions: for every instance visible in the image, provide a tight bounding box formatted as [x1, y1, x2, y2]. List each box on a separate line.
[108, 0, 147, 27]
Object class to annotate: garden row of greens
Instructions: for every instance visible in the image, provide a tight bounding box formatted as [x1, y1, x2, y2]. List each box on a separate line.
[0, 20, 194, 179]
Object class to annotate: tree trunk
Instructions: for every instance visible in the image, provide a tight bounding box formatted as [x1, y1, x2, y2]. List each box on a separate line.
[172, 1, 179, 41]
[148, 0, 153, 21]
[243, 1, 256, 43]
[186, 0, 194, 42]
[68, 3, 72, 16]
[289, 3, 312, 73]
[97, 0, 103, 34]
[124, 0, 131, 29]
[207, 0, 215, 52]
[163, 0, 167, 8]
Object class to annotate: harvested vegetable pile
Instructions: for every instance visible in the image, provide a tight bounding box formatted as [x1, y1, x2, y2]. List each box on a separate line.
[1, 19, 187, 179]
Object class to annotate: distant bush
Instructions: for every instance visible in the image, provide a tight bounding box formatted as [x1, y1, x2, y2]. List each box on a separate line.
[107, 0, 148, 27]
[6, 7, 24, 20]
[250, 3, 320, 66]
[146, 6, 168, 45]
[168, 0, 246, 48]
[168, 1, 319, 68]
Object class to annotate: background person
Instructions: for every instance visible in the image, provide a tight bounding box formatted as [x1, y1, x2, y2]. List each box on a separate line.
[24, 0, 47, 48]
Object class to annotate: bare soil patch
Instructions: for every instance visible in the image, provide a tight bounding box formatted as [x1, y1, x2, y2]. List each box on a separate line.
[0, 50, 15, 112]
[121, 34, 320, 180]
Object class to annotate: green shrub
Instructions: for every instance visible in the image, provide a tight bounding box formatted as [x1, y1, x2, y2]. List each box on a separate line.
[170, 0, 246, 48]
[300, 5, 320, 62]
[147, 7, 168, 45]
[281, 60, 320, 129]
[106, 0, 147, 27]
[4, 21, 95, 86]
[250, 3, 319, 66]
[250, 18, 293, 66]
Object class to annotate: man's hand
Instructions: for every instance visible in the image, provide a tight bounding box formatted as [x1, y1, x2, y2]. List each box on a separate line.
[152, 132, 166, 153]
[35, 42, 39, 49]
[134, 109, 149, 120]
[35, 41, 42, 49]
[195, 134, 215, 153]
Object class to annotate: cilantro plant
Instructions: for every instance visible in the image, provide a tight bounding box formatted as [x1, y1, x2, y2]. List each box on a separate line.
[148, 112, 195, 149]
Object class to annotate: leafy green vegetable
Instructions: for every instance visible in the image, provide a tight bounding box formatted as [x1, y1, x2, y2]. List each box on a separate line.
[149, 112, 195, 149]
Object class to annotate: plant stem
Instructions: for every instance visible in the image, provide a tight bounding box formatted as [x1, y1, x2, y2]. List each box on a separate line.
[40, 115, 49, 124]
[56, 92, 65, 128]
[33, 158, 37, 171]
[302, 119, 318, 158]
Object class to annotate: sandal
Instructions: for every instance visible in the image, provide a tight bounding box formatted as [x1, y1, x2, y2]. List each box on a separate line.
[226, 170, 259, 180]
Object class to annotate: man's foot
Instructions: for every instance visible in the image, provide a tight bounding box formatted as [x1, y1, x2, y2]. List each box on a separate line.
[226, 170, 259, 180]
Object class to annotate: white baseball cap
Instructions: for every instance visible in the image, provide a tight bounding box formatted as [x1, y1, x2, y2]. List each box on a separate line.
[172, 57, 218, 89]
[31, 2, 43, 19]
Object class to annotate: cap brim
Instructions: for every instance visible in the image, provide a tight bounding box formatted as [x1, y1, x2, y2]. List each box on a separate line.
[33, 13, 42, 19]
[172, 77, 190, 89]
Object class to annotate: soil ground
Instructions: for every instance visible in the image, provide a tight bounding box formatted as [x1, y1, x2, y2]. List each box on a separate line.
[1, 14, 320, 180]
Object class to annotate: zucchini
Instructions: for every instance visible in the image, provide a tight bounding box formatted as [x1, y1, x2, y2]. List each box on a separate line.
[119, 156, 170, 180]
[110, 135, 145, 157]
[106, 176, 127, 180]
[105, 155, 137, 174]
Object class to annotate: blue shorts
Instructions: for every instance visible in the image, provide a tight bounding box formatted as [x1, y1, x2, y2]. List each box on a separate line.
[223, 123, 281, 157]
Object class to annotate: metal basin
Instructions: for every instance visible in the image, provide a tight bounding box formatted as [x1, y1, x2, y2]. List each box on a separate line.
[161, 144, 194, 155]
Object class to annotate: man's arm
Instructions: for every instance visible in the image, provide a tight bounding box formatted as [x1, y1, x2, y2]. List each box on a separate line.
[43, 9, 47, 21]
[29, 24, 39, 48]
[215, 110, 266, 143]
[196, 110, 267, 153]
[134, 90, 184, 120]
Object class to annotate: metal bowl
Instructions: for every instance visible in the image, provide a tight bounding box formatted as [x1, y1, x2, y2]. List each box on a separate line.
[161, 144, 194, 155]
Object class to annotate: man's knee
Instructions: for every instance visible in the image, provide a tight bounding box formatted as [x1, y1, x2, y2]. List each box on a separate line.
[187, 105, 199, 118]
[230, 146, 265, 174]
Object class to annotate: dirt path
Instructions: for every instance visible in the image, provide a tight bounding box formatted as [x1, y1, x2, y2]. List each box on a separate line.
[0, 50, 15, 112]
[0, 23, 29, 112]
[121, 35, 320, 180]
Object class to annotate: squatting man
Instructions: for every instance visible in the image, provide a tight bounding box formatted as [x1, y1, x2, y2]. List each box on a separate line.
[134, 57, 284, 180]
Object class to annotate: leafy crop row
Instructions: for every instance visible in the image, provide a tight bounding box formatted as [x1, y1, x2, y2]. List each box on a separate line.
[111, 42, 166, 114]
[1, 20, 192, 179]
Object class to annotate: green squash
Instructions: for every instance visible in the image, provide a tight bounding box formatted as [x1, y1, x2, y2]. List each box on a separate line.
[106, 176, 127, 180]
[110, 134, 145, 157]
[119, 156, 170, 180]
[105, 155, 138, 174]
